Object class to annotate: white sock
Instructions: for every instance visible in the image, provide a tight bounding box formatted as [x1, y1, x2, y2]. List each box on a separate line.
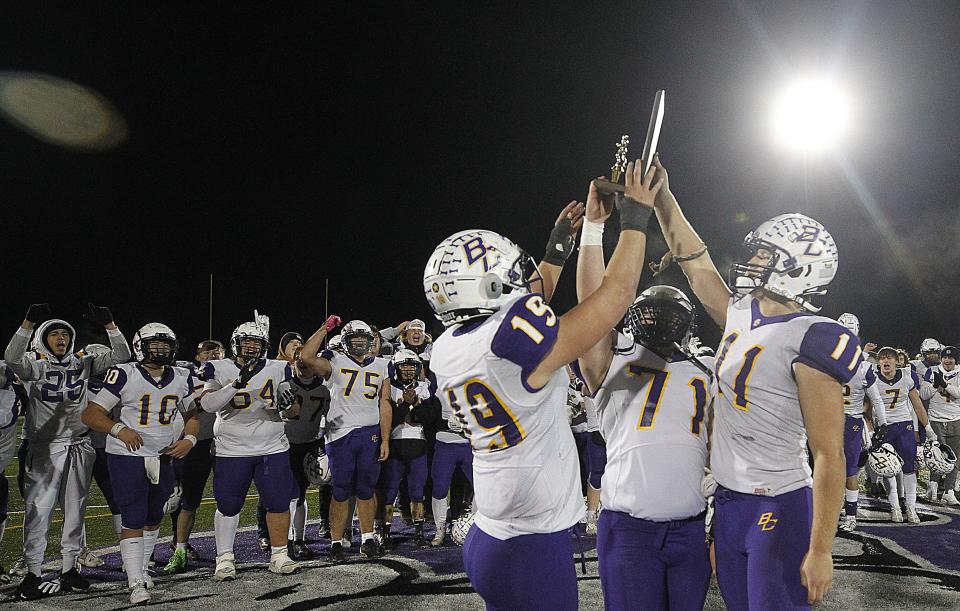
[361, 531, 375, 543]
[142, 529, 159, 574]
[845, 489, 858, 503]
[293, 501, 307, 541]
[904, 473, 918, 507]
[896, 472, 904, 497]
[928, 480, 939, 497]
[112, 515, 123, 539]
[886, 477, 900, 507]
[432, 497, 448, 532]
[288, 499, 298, 540]
[176, 542, 187, 551]
[120, 537, 144, 588]
[215, 511, 240, 555]
[270, 545, 286, 557]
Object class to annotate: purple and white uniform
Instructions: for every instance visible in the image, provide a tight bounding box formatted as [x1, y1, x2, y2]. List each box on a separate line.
[712, 297, 861, 611]
[432, 293, 582, 611]
[589, 335, 715, 611]
[842, 362, 884, 478]
[382, 380, 432, 502]
[874, 367, 921, 473]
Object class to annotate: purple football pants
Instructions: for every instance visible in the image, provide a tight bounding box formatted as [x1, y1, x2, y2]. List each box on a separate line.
[382, 454, 428, 502]
[714, 485, 813, 610]
[431, 440, 473, 499]
[885, 420, 917, 473]
[844, 415, 865, 478]
[107, 454, 175, 530]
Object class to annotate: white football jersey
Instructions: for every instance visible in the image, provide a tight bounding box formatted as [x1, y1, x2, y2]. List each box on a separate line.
[843, 360, 883, 417]
[925, 365, 960, 422]
[592, 336, 713, 520]
[280, 376, 330, 444]
[432, 293, 583, 540]
[0, 363, 20, 430]
[712, 297, 862, 496]
[389, 380, 432, 440]
[321, 351, 388, 442]
[93, 364, 195, 457]
[874, 367, 920, 423]
[199, 358, 294, 457]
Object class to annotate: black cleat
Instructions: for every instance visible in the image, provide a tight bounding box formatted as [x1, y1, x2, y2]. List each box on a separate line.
[18, 572, 62, 600]
[318, 521, 331, 539]
[328, 542, 346, 562]
[290, 540, 316, 560]
[59, 568, 90, 592]
[360, 539, 383, 559]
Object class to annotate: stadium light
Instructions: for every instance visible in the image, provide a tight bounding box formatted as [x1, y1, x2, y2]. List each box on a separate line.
[770, 75, 851, 154]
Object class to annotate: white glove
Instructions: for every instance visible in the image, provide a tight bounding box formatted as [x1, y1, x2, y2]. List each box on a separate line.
[700, 467, 717, 498]
[447, 413, 463, 433]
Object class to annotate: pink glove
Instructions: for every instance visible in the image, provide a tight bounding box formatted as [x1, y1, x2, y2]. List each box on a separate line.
[325, 315, 342, 332]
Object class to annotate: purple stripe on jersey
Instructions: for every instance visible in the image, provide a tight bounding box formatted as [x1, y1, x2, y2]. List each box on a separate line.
[750, 298, 811, 327]
[865, 366, 876, 386]
[134, 364, 176, 388]
[100, 366, 128, 397]
[490, 295, 559, 391]
[910, 369, 920, 390]
[794, 321, 862, 384]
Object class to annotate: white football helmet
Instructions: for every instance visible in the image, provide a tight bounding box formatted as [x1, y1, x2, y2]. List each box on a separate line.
[132, 323, 178, 366]
[867, 443, 904, 478]
[391, 349, 423, 387]
[31, 319, 76, 365]
[80, 343, 110, 358]
[838, 313, 860, 337]
[729, 213, 838, 312]
[303, 447, 332, 485]
[920, 338, 942, 354]
[450, 511, 476, 546]
[231, 321, 269, 361]
[341, 320, 375, 358]
[916, 444, 927, 471]
[327, 333, 343, 353]
[924, 441, 957, 477]
[423, 229, 540, 326]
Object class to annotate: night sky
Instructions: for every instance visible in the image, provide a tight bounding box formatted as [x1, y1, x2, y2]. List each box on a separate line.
[2, 2, 958, 356]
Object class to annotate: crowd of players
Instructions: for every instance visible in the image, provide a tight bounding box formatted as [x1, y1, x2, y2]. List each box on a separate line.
[0, 155, 957, 610]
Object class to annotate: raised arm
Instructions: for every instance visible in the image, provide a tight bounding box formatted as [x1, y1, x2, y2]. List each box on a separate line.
[299, 316, 340, 379]
[651, 158, 731, 327]
[575, 180, 617, 393]
[4, 304, 51, 380]
[527, 160, 662, 388]
[537, 201, 585, 304]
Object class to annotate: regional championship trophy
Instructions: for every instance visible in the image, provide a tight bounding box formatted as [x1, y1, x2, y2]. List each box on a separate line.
[593, 89, 665, 202]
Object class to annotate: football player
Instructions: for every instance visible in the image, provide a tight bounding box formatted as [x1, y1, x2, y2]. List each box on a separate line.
[399, 319, 433, 364]
[873, 346, 936, 522]
[425, 165, 661, 611]
[649, 156, 859, 607]
[836, 314, 885, 532]
[923, 345, 960, 505]
[0, 362, 26, 581]
[300, 318, 392, 561]
[380, 349, 436, 548]
[4, 302, 130, 600]
[911, 338, 942, 378]
[577, 247, 716, 611]
[197, 320, 301, 579]
[81, 323, 199, 604]
[164, 339, 224, 574]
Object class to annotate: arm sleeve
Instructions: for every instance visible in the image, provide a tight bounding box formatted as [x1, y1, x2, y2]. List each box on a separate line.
[793, 321, 862, 384]
[199, 383, 239, 413]
[4, 327, 42, 380]
[90, 328, 132, 376]
[490, 295, 560, 390]
[380, 326, 400, 341]
[864, 372, 886, 425]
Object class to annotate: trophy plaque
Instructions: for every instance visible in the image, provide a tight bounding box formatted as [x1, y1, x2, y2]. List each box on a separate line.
[593, 89, 665, 200]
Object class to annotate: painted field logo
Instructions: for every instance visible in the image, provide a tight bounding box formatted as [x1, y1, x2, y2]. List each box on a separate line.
[757, 512, 778, 531]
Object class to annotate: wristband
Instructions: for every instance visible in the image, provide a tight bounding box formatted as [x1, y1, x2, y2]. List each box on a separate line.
[542, 220, 575, 266]
[617, 196, 653, 232]
[580, 220, 605, 246]
[110, 422, 126, 438]
[184, 434, 198, 447]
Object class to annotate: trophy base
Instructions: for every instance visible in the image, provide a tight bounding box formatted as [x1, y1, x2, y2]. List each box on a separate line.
[592, 178, 624, 203]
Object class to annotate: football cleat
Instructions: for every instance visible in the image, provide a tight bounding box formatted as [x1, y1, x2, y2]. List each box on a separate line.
[905, 507, 921, 524]
[142, 570, 155, 589]
[214, 552, 236, 581]
[360, 539, 383, 559]
[431, 528, 446, 547]
[890, 507, 904, 523]
[9, 557, 28, 577]
[289, 540, 316, 560]
[942, 490, 960, 506]
[838, 515, 857, 533]
[17, 572, 62, 600]
[268, 553, 299, 575]
[129, 581, 151, 604]
[328, 542, 346, 563]
[318, 521, 331, 539]
[77, 547, 105, 568]
[59, 568, 90, 592]
[164, 548, 188, 574]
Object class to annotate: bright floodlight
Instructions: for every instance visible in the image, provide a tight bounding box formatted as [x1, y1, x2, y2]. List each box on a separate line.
[770, 76, 851, 153]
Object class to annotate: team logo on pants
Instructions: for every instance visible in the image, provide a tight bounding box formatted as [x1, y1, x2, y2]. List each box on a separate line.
[371, 434, 379, 443]
[757, 512, 778, 531]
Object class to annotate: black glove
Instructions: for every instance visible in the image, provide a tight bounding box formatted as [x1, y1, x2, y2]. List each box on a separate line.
[542, 218, 575, 266]
[277, 387, 296, 411]
[25, 303, 51, 324]
[84, 302, 114, 326]
[933, 371, 946, 391]
[233, 359, 259, 389]
[871, 424, 888, 449]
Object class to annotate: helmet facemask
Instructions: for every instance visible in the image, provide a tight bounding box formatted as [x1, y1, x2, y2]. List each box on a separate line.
[236, 336, 266, 363]
[140, 338, 177, 366]
[344, 331, 373, 359]
[395, 360, 422, 388]
[626, 293, 694, 354]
